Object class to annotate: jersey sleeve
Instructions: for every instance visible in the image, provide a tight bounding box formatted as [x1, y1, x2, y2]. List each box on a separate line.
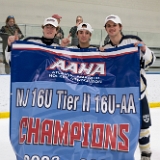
[128, 36, 156, 69]
[142, 47, 156, 69]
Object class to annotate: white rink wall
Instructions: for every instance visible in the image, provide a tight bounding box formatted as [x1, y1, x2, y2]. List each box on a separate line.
[0, 74, 159, 113]
[1, 0, 160, 34]
[146, 74, 160, 103]
[0, 75, 10, 112]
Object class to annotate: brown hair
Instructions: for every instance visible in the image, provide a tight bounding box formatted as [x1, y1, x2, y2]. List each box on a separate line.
[5, 15, 15, 25]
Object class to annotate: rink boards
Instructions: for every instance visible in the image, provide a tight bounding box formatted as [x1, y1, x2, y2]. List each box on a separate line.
[0, 74, 160, 118]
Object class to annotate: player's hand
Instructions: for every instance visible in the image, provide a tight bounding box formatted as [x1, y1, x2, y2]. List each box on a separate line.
[56, 33, 62, 38]
[8, 31, 19, 46]
[135, 41, 146, 53]
[76, 22, 81, 26]
[60, 38, 70, 47]
[99, 47, 105, 52]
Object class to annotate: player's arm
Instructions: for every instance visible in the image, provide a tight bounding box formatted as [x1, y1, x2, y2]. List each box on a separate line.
[5, 32, 19, 63]
[135, 41, 156, 68]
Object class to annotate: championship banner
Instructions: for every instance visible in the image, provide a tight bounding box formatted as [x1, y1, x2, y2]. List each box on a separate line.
[10, 41, 140, 160]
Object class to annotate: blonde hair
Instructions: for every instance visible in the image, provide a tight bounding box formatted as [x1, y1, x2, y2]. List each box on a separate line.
[76, 15, 83, 23]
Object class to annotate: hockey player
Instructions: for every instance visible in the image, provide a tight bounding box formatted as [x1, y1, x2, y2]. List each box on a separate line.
[5, 17, 69, 64]
[100, 14, 156, 160]
[69, 22, 97, 49]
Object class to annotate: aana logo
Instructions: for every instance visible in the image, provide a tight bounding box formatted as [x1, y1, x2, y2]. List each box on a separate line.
[47, 59, 106, 76]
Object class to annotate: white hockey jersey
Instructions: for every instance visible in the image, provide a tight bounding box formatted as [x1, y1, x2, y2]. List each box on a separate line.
[103, 35, 156, 99]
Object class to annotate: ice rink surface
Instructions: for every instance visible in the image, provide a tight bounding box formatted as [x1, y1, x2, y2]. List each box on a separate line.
[0, 108, 160, 160]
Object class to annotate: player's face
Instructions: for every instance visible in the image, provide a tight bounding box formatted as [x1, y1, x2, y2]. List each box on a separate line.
[43, 24, 57, 39]
[77, 29, 91, 44]
[105, 21, 122, 38]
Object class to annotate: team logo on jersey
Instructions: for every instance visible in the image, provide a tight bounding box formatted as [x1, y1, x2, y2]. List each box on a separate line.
[143, 114, 150, 123]
[47, 59, 106, 76]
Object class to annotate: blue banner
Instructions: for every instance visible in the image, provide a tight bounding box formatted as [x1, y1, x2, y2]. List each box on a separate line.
[10, 41, 140, 160]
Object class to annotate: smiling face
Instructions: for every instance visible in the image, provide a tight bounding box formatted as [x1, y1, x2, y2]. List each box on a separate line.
[77, 29, 91, 44]
[43, 24, 57, 39]
[105, 20, 122, 38]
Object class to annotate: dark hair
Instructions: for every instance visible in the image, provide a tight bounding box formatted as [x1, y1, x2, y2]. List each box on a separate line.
[5, 15, 15, 25]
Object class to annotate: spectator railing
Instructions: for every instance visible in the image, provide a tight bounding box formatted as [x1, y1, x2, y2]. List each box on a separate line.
[0, 23, 160, 74]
